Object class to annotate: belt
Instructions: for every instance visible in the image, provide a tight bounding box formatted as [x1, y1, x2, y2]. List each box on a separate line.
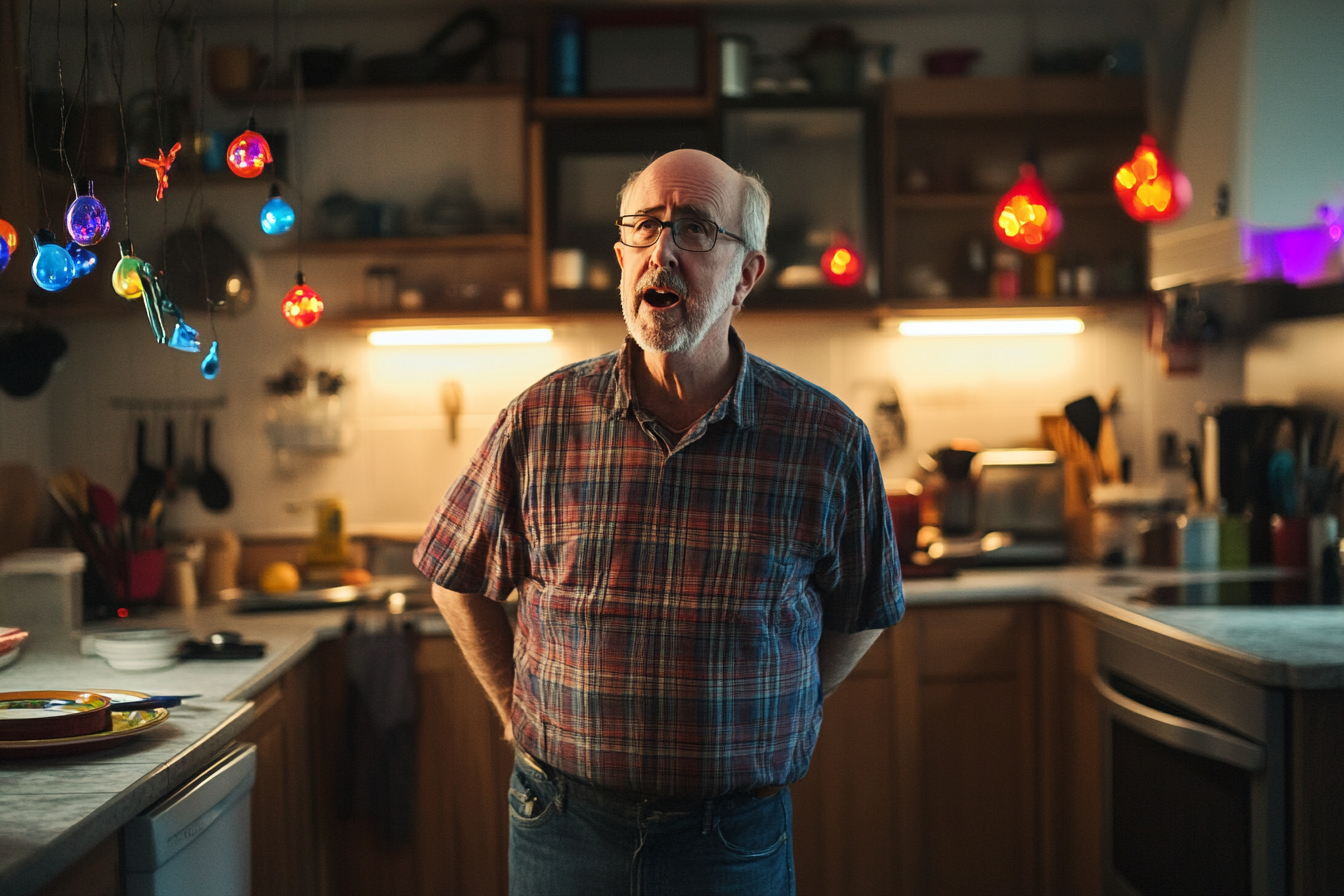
[515, 747, 785, 810]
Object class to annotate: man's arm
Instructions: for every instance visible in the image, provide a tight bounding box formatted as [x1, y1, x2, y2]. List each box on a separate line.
[818, 628, 885, 699]
[432, 584, 516, 740]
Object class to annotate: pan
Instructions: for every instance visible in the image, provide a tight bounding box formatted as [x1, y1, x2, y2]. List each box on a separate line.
[122, 420, 165, 519]
[196, 417, 233, 512]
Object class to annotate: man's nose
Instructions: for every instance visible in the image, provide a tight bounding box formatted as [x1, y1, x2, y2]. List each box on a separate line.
[651, 224, 678, 266]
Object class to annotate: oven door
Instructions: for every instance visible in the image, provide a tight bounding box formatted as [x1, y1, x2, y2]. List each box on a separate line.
[1096, 631, 1286, 896]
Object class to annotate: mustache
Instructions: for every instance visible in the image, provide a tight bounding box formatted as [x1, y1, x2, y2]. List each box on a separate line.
[635, 268, 688, 298]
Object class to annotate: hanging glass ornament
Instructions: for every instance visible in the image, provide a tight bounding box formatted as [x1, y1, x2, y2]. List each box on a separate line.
[161, 298, 201, 352]
[282, 273, 323, 328]
[0, 218, 16, 255]
[31, 230, 76, 291]
[993, 163, 1063, 253]
[0, 239, 8, 275]
[64, 178, 111, 245]
[201, 341, 221, 379]
[112, 241, 146, 300]
[227, 128, 273, 179]
[1114, 135, 1192, 223]
[138, 142, 182, 201]
[820, 233, 866, 287]
[259, 184, 295, 235]
[66, 242, 97, 277]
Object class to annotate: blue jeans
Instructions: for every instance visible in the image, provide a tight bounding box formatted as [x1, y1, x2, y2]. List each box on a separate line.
[508, 754, 795, 896]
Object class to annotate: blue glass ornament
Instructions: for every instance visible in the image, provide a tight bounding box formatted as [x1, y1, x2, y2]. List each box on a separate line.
[260, 184, 295, 235]
[31, 230, 75, 292]
[65, 178, 110, 246]
[201, 341, 220, 379]
[0, 239, 8, 274]
[156, 296, 201, 352]
[66, 242, 97, 277]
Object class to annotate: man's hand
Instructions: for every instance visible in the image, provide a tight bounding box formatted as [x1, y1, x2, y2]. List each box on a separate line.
[818, 628, 884, 699]
[432, 585, 517, 740]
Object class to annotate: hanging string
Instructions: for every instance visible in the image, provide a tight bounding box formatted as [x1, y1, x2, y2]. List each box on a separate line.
[26, 0, 50, 229]
[289, 0, 304, 281]
[53, 0, 77, 193]
[69, 0, 93, 180]
[109, 0, 132, 241]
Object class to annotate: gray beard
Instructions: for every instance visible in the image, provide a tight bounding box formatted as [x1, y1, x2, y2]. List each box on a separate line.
[621, 267, 735, 355]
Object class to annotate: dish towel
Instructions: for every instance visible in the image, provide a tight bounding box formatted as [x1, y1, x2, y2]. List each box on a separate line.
[337, 615, 419, 848]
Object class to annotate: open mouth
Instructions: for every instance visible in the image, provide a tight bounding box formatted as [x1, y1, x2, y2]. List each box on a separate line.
[640, 288, 682, 309]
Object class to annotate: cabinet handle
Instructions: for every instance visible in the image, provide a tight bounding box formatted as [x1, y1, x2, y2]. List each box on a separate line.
[1092, 673, 1265, 772]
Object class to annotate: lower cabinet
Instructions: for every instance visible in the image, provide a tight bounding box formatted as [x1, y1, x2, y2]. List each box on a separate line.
[792, 601, 1102, 896]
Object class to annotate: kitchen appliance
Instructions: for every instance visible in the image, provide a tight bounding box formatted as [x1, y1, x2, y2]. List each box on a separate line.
[973, 449, 1068, 565]
[1097, 629, 1285, 895]
[124, 742, 256, 896]
[0, 549, 85, 638]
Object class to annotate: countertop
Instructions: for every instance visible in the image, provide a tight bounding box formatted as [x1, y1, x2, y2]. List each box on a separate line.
[4, 566, 1344, 894]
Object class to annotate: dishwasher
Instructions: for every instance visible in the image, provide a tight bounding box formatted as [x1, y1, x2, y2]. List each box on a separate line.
[123, 742, 256, 896]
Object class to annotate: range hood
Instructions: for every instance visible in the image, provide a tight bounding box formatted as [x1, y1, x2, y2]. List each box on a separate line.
[1149, 0, 1344, 291]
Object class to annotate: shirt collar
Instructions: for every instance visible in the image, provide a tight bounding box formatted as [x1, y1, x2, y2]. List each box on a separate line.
[610, 328, 760, 430]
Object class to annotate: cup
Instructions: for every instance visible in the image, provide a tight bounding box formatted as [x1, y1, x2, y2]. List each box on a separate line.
[720, 35, 754, 97]
[1178, 514, 1219, 570]
[549, 249, 587, 289]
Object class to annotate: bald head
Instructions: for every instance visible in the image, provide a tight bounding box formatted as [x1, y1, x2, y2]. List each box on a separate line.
[618, 150, 770, 253]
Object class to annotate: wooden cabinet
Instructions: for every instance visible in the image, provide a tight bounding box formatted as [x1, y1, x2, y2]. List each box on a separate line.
[239, 656, 321, 896]
[881, 77, 1148, 307]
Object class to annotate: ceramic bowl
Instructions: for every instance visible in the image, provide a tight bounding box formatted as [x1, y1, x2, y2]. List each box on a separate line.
[0, 690, 112, 741]
[92, 629, 187, 671]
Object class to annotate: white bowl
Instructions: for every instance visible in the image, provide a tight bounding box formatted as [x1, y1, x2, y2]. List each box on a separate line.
[92, 629, 186, 671]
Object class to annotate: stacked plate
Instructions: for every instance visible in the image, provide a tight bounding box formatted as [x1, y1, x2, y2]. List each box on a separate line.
[90, 629, 187, 671]
[0, 627, 27, 671]
[0, 689, 172, 757]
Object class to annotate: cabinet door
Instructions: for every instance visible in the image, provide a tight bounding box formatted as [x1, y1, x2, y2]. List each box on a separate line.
[791, 628, 898, 896]
[891, 602, 1040, 896]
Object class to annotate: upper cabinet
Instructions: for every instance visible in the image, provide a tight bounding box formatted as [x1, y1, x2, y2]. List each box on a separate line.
[882, 76, 1148, 308]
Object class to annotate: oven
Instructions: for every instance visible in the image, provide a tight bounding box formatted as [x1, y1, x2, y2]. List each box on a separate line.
[1096, 629, 1286, 896]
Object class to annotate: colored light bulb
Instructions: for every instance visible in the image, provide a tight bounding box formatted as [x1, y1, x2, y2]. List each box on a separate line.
[31, 230, 75, 291]
[993, 163, 1063, 253]
[112, 241, 145, 300]
[66, 242, 97, 278]
[260, 184, 295, 235]
[1114, 134, 1191, 223]
[0, 219, 16, 255]
[227, 129, 273, 179]
[0, 239, 8, 275]
[282, 274, 323, 328]
[64, 178, 111, 246]
[201, 341, 220, 379]
[820, 234, 865, 287]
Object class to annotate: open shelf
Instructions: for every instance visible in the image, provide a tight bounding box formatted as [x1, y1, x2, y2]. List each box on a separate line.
[531, 94, 715, 120]
[215, 81, 525, 107]
[268, 232, 530, 256]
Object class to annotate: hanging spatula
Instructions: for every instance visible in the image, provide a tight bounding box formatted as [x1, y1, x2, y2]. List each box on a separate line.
[1064, 395, 1102, 452]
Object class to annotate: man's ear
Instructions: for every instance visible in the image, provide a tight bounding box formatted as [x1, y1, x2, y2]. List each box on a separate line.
[733, 251, 767, 307]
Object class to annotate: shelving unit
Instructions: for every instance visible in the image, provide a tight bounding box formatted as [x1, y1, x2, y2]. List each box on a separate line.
[215, 81, 525, 108]
[882, 76, 1149, 306]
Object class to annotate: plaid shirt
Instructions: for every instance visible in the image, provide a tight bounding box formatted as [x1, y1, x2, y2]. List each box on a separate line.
[415, 330, 903, 798]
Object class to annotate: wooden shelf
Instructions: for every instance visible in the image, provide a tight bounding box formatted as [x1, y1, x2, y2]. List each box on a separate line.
[886, 76, 1147, 118]
[530, 94, 715, 120]
[273, 232, 529, 256]
[877, 297, 1150, 317]
[892, 191, 1125, 210]
[215, 81, 524, 107]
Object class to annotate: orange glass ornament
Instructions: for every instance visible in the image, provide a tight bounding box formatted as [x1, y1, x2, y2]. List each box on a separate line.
[0, 218, 16, 254]
[1114, 134, 1191, 222]
[820, 235, 865, 287]
[282, 275, 323, 328]
[993, 163, 1063, 253]
[227, 129, 273, 179]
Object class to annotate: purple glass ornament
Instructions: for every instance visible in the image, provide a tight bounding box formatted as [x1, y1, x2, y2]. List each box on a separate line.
[65, 178, 111, 247]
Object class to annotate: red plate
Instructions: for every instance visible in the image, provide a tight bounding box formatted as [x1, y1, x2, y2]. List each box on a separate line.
[0, 627, 27, 654]
[0, 690, 113, 741]
[0, 701, 169, 758]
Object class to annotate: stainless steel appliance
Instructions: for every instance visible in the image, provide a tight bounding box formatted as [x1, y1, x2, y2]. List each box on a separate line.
[1096, 629, 1285, 896]
[974, 449, 1068, 565]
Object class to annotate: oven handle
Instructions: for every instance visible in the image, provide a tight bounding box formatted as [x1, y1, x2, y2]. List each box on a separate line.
[1092, 673, 1265, 772]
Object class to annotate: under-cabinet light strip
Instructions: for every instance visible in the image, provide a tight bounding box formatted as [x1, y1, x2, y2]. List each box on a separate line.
[891, 318, 1085, 337]
[368, 328, 555, 347]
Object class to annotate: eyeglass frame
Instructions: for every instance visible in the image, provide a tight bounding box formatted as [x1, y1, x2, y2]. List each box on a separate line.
[614, 214, 747, 253]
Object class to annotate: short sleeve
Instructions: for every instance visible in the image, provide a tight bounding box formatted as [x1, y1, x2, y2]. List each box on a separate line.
[413, 406, 529, 602]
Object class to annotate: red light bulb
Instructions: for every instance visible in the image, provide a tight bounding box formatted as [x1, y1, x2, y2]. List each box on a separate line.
[227, 129, 273, 179]
[820, 235, 865, 287]
[993, 163, 1063, 253]
[1114, 135, 1191, 222]
[282, 274, 324, 328]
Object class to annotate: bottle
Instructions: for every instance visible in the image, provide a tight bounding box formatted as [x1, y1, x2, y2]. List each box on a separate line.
[549, 15, 583, 97]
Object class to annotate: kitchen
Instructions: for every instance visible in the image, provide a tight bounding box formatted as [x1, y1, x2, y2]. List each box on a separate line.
[1, 0, 1343, 894]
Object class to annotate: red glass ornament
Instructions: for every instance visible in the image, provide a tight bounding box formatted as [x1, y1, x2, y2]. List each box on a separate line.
[282, 275, 323, 328]
[1114, 134, 1191, 222]
[820, 236, 865, 287]
[227, 130, 273, 179]
[0, 219, 16, 254]
[993, 163, 1063, 253]
[137, 142, 182, 201]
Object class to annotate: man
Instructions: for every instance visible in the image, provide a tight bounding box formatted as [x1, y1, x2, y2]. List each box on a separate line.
[414, 149, 902, 895]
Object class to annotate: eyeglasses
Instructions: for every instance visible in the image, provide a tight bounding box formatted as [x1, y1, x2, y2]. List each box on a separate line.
[615, 215, 745, 253]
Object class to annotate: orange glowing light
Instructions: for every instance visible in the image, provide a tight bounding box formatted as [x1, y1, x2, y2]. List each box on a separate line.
[282, 277, 324, 328]
[993, 163, 1062, 253]
[820, 235, 866, 287]
[0, 219, 16, 254]
[1114, 134, 1191, 222]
